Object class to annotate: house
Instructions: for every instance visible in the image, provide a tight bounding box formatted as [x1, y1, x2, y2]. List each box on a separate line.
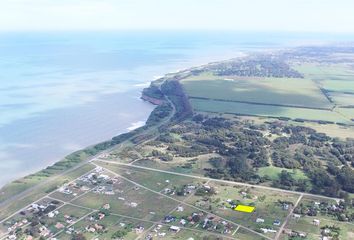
[94, 224, 104, 231]
[256, 218, 265, 223]
[292, 214, 301, 219]
[8, 235, 16, 240]
[39, 226, 50, 237]
[180, 219, 187, 225]
[55, 222, 65, 229]
[273, 219, 281, 226]
[177, 206, 184, 212]
[102, 203, 110, 210]
[169, 226, 181, 233]
[282, 204, 289, 210]
[135, 225, 144, 234]
[313, 219, 320, 226]
[164, 215, 176, 223]
[98, 213, 105, 220]
[260, 228, 277, 233]
[86, 226, 96, 233]
[164, 188, 172, 194]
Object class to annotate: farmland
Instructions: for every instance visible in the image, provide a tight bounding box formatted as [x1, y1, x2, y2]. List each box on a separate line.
[189, 98, 348, 123]
[180, 55, 354, 125]
[182, 76, 331, 109]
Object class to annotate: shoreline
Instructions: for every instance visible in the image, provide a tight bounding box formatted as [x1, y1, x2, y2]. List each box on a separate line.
[0, 52, 242, 191]
[0, 90, 156, 189]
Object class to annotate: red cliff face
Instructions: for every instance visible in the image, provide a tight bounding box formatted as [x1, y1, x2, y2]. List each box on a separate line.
[141, 94, 164, 105]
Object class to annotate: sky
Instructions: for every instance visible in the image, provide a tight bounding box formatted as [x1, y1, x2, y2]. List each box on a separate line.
[1, 0, 354, 33]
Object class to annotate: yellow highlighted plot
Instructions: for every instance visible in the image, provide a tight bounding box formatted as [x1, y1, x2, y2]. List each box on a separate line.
[234, 205, 255, 213]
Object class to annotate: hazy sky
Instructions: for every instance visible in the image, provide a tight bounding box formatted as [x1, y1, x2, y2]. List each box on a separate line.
[1, 0, 354, 32]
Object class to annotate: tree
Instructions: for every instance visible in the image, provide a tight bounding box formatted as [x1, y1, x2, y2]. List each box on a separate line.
[72, 233, 86, 240]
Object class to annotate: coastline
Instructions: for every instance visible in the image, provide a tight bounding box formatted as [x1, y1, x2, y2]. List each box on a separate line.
[0, 52, 241, 196]
[0, 76, 180, 220]
[0, 90, 156, 189]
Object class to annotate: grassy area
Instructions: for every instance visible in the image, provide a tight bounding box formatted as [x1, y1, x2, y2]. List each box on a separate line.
[336, 107, 354, 119]
[329, 92, 354, 106]
[182, 76, 331, 109]
[190, 98, 349, 123]
[293, 63, 354, 79]
[322, 80, 354, 93]
[257, 166, 308, 181]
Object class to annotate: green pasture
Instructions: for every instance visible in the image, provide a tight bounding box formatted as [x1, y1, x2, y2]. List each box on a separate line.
[182, 76, 331, 109]
[190, 99, 349, 123]
[257, 166, 308, 181]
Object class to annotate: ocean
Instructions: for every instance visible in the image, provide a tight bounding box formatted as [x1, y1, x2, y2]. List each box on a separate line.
[0, 31, 353, 187]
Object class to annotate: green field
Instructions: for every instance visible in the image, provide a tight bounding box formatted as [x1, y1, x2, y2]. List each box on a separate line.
[293, 63, 354, 79]
[190, 98, 349, 123]
[181, 63, 354, 125]
[322, 80, 354, 93]
[257, 166, 308, 181]
[336, 107, 354, 119]
[330, 92, 354, 106]
[182, 76, 331, 109]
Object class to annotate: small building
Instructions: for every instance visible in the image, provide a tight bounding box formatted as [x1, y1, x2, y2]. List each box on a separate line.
[98, 213, 105, 220]
[135, 226, 144, 234]
[313, 219, 320, 226]
[282, 204, 289, 210]
[180, 219, 187, 225]
[260, 228, 277, 233]
[169, 226, 181, 233]
[102, 203, 110, 210]
[273, 219, 281, 226]
[177, 206, 184, 212]
[164, 215, 176, 223]
[256, 218, 264, 223]
[55, 222, 65, 229]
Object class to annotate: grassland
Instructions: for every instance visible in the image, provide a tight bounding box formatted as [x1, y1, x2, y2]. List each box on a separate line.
[330, 92, 354, 106]
[182, 75, 331, 109]
[257, 166, 308, 181]
[190, 98, 349, 123]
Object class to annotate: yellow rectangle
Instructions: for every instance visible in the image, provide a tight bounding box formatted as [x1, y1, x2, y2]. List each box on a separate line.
[234, 205, 255, 213]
